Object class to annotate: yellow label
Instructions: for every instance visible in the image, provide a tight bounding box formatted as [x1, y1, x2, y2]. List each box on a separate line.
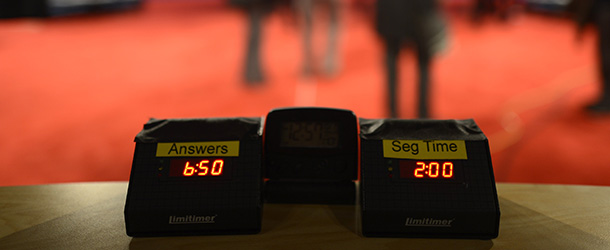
[382, 140, 467, 159]
[156, 141, 239, 157]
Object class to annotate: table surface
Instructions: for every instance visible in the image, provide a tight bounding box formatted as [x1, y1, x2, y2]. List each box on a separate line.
[0, 182, 608, 250]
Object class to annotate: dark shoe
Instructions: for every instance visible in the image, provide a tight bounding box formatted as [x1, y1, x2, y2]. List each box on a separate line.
[585, 99, 610, 113]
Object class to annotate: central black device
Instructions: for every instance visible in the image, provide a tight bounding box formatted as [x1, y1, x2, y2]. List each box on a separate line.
[263, 107, 358, 204]
[124, 118, 263, 237]
[359, 119, 500, 239]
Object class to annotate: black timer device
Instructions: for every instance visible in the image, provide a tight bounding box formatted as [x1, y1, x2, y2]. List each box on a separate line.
[359, 119, 500, 239]
[263, 107, 358, 204]
[124, 118, 263, 237]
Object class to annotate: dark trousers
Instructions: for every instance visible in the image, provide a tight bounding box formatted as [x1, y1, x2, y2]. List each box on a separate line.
[596, 1, 610, 100]
[384, 40, 431, 118]
[244, 4, 266, 83]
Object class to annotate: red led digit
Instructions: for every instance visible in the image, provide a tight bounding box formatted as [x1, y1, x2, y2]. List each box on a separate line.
[414, 162, 426, 178]
[211, 159, 224, 176]
[442, 162, 453, 178]
[197, 160, 210, 176]
[183, 161, 195, 176]
[428, 162, 440, 178]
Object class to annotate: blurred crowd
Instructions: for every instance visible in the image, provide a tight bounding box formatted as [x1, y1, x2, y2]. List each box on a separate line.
[1, 0, 609, 117]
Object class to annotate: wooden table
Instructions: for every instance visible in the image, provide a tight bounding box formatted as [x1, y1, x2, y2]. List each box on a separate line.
[0, 182, 608, 249]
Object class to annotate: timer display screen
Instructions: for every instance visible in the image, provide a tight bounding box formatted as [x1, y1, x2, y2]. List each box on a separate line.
[399, 160, 456, 179]
[169, 158, 231, 178]
[280, 122, 339, 148]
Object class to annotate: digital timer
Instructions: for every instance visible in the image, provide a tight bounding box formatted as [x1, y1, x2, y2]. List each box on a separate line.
[124, 118, 263, 237]
[168, 158, 228, 177]
[263, 107, 358, 204]
[359, 119, 500, 239]
[399, 160, 456, 179]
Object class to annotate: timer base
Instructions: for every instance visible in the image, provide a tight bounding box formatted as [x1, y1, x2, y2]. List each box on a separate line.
[264, 180, 355, 205]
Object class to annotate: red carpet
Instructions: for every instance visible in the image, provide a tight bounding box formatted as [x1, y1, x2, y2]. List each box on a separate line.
[1, 1, 609, 186]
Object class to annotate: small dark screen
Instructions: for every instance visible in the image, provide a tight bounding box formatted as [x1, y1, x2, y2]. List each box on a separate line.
[279, 122, 339, 148]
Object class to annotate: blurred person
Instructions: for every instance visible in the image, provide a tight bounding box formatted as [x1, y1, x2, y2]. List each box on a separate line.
[575, 0, 610, 113]
[376, 0, 447, 118]
[294, 0, 341, 77]
[232, 0, 341, 84]
[231, 0, 277, 84]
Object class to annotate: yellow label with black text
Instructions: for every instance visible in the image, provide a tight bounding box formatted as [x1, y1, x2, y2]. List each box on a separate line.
[382, 140, 467, 159]
[156, 141, 240, 157]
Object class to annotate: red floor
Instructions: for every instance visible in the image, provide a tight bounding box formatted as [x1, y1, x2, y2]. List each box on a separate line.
[1, 1, 609, 186]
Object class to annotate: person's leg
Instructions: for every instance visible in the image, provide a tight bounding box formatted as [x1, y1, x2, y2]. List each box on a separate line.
[385, 39, 400, 118]
[322, 0, 340, 76]
[295, 0, 314, 78]
[597, 1, 610, 101]
[416, 44, 431, 118]
[587, 0, 610, 112]
[245, 4, 266, 83]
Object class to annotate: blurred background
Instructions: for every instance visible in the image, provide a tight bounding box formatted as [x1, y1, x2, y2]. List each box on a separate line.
[1, 0, 609, 186]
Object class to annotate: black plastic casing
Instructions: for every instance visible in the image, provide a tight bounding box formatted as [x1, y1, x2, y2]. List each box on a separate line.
[359, 119, 500, 239]
[263, 107, 358, 204]
[124, 118, 263, 237]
